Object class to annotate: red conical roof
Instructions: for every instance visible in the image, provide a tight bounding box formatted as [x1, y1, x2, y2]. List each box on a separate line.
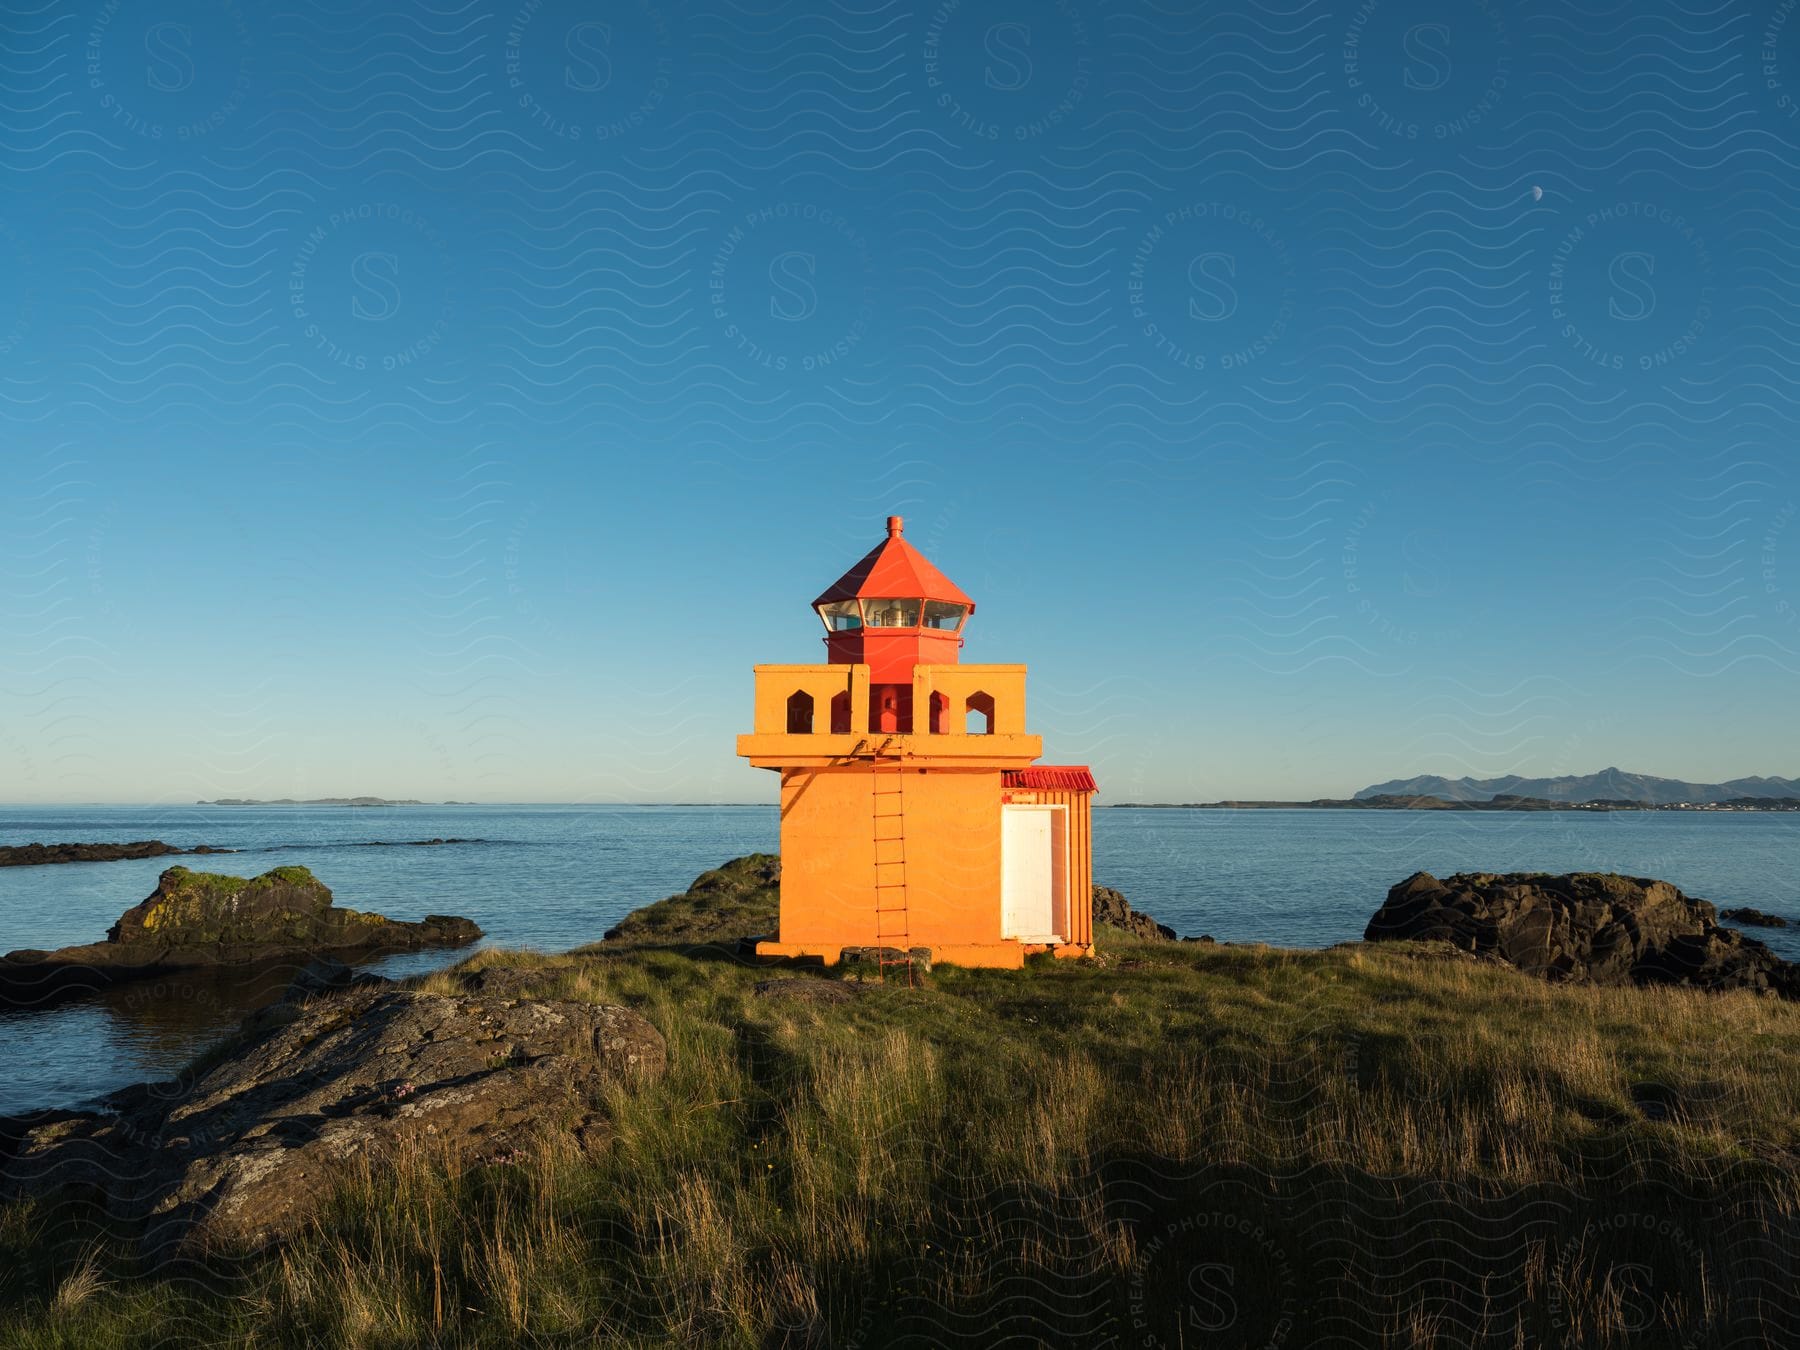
[811, 516, 975, 611]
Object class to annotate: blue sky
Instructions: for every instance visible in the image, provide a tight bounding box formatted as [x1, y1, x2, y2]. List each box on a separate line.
[3, 0, 1799, 804]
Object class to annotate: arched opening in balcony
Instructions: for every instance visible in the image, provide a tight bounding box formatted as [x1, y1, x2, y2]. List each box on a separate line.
[929, 691, 951, 734]
[786, 690, 815, 734]
[965, 691, 994, 736]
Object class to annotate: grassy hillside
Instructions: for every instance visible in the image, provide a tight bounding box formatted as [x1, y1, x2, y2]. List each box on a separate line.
[5, 856, 1799, 1347]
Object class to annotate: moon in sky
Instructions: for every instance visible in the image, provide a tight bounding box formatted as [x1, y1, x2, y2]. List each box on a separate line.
[1532, 185, 1544, 201]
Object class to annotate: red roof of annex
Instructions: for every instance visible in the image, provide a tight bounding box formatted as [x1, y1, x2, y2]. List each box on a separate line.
[1003, 767, 1098, 793]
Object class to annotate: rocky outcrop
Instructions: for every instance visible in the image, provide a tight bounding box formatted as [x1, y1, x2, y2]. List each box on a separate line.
[0, 865, 481, 1008]
[602, 854, 781, 946]
[1721, 907, 1789, 928]
[1365, 871, 1800, 997]
[0, 840, 235, 867]
[353, 837, 481, 847]
[603, 857, 1179, 955]
[1092, 884, 1177, 942]
[1, 985, 665, 1259]
[279, 955, 395, 1001]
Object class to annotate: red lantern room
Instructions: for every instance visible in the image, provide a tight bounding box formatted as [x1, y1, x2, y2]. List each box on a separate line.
[811, 516, 974, 735]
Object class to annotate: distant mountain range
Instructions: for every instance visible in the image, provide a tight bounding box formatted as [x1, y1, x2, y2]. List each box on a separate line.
[1355, 769, 1800, 806]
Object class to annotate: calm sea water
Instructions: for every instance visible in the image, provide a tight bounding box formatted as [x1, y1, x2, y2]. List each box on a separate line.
[1, 803, 1796, 1116]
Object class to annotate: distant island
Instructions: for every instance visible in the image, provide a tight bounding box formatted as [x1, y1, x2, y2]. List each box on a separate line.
[196, 798, 451, 807]
[1112, 794, 1800, 812]
[1112, 767, 1800, 810]
[1354, 767, 1800, 806]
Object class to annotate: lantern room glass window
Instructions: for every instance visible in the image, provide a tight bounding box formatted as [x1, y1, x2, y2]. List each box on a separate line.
[863, 598, 921, 628]
[817, 600, 863, 631]
[923, 601, 967, 631]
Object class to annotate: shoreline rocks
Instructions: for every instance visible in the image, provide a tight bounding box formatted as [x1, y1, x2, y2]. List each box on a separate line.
[0, 840, 235, 868]
[1, 985, 665, 1259]
[353, 837, 481, 847]
[0, 839, 487, 869]
[0, 865, 481, 1009]
[602, 853, 782, 946]
[1721, 906, 1789, 929]
[1092, 884, 1178, 942]
[1366, 871, 1800, 997]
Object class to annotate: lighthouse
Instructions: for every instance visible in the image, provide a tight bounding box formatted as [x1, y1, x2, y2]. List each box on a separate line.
[737, 516, 1097, 970]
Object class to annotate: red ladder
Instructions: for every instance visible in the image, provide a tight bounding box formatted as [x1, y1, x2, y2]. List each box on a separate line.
[870, 743, 914, 985]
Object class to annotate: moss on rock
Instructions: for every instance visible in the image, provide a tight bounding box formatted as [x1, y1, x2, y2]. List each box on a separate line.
[108, 866, 334, 948]
[598, 854, 781, 948]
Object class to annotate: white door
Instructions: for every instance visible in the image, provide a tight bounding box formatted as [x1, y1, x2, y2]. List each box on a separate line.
[1001, 805, 1067, 942]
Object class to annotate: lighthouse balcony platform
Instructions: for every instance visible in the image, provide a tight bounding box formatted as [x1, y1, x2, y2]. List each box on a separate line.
[739, 661, 1038, 763]
[737, 732, 1043, 770]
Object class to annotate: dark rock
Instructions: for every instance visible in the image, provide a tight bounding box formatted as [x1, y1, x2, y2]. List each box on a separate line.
[1365, 871, 1800, 997]
[458, 966, 551, 999]
[418, 915, 482, 940]
[0, 1108, 91, 1172]
[1093, 884, 1177, 942]
[602, 854, 781, 945]
[0, 840, 233, 868]
[0, 866, 482, 1009]
[1, 988, 665, 1259]
[283, 955, 354, 1000]
[1721, 907, 1789, 928]
[281, 956, 391, 1003]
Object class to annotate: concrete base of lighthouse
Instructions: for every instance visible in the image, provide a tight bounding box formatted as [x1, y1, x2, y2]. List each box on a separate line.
[753, 939, 1093, 970]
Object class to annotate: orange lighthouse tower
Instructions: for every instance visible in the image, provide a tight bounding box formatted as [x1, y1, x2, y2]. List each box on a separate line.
[737, 516, 1097, 970]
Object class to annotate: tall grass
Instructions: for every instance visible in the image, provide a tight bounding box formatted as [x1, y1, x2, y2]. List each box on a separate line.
[5, 935, 1799, 1346]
